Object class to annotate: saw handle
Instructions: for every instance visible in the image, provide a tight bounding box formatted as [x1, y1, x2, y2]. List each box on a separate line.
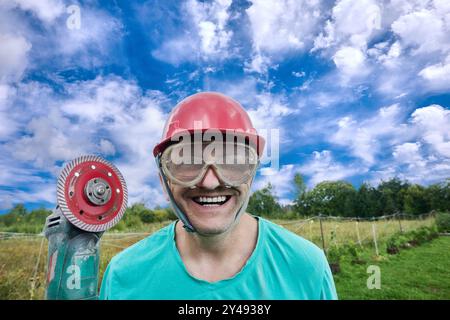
[44, 206, 103, 300]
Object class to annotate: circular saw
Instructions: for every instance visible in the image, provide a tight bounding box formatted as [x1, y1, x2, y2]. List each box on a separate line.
[57, 155, 128, 232]
[45, 155, 128, 300]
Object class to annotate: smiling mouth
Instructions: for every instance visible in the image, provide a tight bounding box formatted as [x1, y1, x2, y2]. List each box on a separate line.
[191, 195, 233, 207]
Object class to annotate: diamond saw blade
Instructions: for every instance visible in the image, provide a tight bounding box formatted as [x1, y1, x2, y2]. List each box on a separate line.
[57, 155, 128, 232]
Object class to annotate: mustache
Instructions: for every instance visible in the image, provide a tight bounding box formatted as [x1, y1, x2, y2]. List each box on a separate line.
[184, 186, 240, 197]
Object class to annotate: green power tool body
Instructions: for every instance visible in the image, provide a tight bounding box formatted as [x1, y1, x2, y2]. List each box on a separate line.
[44, 155, 128, 300]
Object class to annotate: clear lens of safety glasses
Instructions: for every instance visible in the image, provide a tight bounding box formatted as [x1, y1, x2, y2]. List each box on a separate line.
[160, 141, 259, 187]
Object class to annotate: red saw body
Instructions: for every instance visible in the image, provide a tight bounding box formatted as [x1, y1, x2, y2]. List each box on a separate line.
[56, 155, 128, 232]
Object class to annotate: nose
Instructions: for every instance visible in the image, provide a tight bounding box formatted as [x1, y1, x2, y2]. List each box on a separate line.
[197, 166, 222, 189]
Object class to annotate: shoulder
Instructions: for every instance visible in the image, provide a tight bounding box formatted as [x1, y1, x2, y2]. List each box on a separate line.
[106, 222, 175, 274]
[259, 217, 327, 271]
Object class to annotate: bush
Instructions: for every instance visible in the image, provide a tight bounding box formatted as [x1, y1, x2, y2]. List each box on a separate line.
[111, 220, 126, 232]
[386, 226, 438, 254]
[125, 215, 143, 229]
[327, 246, 344, 274]
[343, 243, 365, 264]
[410, 226, 438, 245]
[386, 237, 400, 254]
[436, 212, 450, 233]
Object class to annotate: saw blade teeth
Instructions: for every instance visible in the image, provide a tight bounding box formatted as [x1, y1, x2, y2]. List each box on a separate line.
[55, 154, 128, 232]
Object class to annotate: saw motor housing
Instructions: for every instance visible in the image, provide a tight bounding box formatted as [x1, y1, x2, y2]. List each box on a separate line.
[45, 155, 127, 300]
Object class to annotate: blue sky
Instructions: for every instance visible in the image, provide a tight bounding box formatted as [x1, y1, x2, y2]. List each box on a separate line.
[0, 0, 450, 213]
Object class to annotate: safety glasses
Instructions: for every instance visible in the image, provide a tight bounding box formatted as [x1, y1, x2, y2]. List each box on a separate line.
[159, 141, 259, 187]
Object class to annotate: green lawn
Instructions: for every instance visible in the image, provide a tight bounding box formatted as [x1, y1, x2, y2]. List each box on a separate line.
[335, 236, 450, 299]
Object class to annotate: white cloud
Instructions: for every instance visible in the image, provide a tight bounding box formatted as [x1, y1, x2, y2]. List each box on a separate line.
[254, 164, 299, 205]
[299, 150, 362, 187]
[292, 71, 306, 78]
[10, 0, 65, 23]
[392, 142, 425, 167]
[418, 54, 450, 90]
[312, 0, 381, 82]
[0, 84, 18, 140]
[99, 139, 116, 156]
[313, 0, 381, 51]
[332, 46, 368, 77]
[372, 150, 450, 186]
[244, 51, 271, 74]
[0, 157, 57, 209]
[310, 0, 450, 94]
[410, 105, 450, 158]
[9, 113, 89, 168]
[245, 0, 323, 74]
[247, 92, 294, 130]
[189, 0, 233, 56]
[247, 0, 322, 53]
[51, 8, 124, 68]
[152, 0, 233, 64]
[152, 37, 199, 65]
[391, 8, 449, 55]
[329, 103, 450, 185]
[0, 2, 124, 75]
[367, 41, 403, 68]
[331, 104, 408, 164]
[372, 0, 450, 95]
[0, 34, 32, 82]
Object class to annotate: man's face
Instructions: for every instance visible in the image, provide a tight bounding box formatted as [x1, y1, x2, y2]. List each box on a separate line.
[169, 168, 252, 235]
[162, 141, 255, 236]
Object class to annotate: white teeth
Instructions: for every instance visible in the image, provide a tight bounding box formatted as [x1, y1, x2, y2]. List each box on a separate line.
[195, 196, 227, 204]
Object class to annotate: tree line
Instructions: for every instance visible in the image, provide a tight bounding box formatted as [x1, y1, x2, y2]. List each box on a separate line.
[248, 175, 450, 219]
[0, 204, 176, 233]
[1, 176, 449, 232]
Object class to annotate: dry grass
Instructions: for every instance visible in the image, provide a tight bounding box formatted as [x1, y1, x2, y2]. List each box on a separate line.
[275, 217, 435, 248]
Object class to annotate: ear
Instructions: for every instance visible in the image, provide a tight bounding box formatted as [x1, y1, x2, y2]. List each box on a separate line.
[159, 173, 170, 202]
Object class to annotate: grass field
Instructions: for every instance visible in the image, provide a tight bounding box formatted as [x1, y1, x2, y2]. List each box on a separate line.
[334, 236, 450, 299]
[0, 217, 446, 300]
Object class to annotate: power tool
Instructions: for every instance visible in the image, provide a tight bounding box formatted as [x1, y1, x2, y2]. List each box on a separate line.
[44, 155, 127, 299]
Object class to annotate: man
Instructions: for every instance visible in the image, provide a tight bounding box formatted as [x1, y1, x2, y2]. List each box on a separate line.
[100, 92, 337, 299]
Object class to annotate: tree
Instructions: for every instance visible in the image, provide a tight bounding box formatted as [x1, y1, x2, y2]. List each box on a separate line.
[247, 183, 282, 218]
[124, 203, 149, 226]
[355, 183, 381, 217]
[426, 180, 450, 212]
[377, 177, 410, 214]
[302, 181, 357, 216]
[0, 204, 27, 227]
[293, 173, 307, 215]
[404, 184, 430, 215]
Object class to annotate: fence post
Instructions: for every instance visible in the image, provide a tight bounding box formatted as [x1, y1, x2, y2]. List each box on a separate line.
[355, 219, 362, 248]
[397, 213, 403, 233]
[319, 214, 326, 256]
[309, 220, 314, 242]
[372, 222, 379, 256]
[333, 223, 338, 246]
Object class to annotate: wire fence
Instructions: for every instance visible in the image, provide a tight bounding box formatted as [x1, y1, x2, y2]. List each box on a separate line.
[275, 212, 436, 257]
[0, 212, 436, 254]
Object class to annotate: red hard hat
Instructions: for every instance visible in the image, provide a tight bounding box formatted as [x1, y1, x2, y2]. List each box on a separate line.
[153, 92, 265, 157]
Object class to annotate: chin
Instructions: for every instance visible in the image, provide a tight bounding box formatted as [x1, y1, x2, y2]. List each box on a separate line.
[191, 220, 234, 236]
[187, 213, 237, 236]
[182, 204, 240, 235]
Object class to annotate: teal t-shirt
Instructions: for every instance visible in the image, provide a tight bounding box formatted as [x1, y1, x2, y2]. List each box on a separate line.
[99, 217, 338, 300]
